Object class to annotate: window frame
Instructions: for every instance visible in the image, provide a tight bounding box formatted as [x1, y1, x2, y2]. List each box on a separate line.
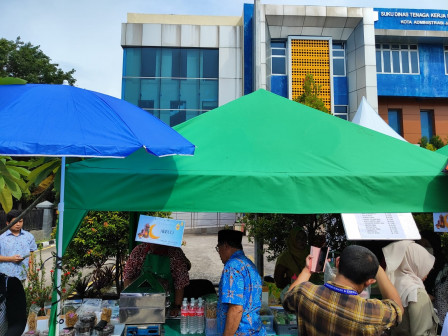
[333, 105, 348, 120]
[387, 108, 403, 136]
[376, 43, 419, 75]
[420, 109, 435, 140]
[444, 46, 448, 75]
[332, 42, 346, 77]
[270, 40, 287, 76]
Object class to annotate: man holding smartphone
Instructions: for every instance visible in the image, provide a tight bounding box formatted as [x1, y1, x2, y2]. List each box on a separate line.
[0, 210, 37, 282]
[282, 245, 403, 336]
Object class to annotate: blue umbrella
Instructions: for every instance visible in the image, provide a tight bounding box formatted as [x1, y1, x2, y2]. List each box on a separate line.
[0, 83, 195, 334]
[0, 84, 195, 157]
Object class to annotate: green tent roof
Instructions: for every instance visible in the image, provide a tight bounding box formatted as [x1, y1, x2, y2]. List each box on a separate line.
[62, 89, 448, 252]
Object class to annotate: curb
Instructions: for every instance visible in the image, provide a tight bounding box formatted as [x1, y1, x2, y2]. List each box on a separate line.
[37, 239, 55, 249]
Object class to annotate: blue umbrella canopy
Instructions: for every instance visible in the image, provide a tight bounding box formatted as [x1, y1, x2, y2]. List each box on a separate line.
[0, 83, 195, 335]
[0, 84, 195, 157]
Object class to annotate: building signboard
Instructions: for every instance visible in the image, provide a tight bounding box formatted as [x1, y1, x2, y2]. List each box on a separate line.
[375, 8, 448, 31]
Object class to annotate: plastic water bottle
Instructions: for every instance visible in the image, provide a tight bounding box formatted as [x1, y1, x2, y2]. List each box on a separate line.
[196, 300, 205, 334]
[180, 300, 189, 334]
[188, 298, 197, 334]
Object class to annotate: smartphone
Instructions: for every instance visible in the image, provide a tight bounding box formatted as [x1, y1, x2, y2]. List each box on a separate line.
[310, 246, 329, 273]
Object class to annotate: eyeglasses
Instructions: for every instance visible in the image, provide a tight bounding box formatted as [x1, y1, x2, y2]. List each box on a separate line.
[215, 245, 220, 252]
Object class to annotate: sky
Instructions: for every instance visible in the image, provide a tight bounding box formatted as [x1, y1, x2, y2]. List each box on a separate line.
[1, 0, 447, 98]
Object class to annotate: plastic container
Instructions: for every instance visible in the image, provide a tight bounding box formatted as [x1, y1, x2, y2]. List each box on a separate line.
[180, 301, 189, 334]
[260, 307, 274, 332]
[274, 321, 298, 336]
[205, 318, 218, 336]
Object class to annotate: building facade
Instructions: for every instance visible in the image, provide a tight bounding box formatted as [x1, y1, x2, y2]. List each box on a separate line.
[121, 3, 448, 145]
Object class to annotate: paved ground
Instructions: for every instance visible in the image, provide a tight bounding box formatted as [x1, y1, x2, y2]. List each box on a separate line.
[182, 232, 275, 285]
[37, 232, 276, 286]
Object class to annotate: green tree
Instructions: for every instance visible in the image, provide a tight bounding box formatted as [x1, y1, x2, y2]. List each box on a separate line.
[63, 211, 172, 294]
[294, 73, 330, 114]
[418, 135, 446, 151]
[0, 37, 76, 84]
[244, 213, 347, 262]
[0, 156, 32, 212]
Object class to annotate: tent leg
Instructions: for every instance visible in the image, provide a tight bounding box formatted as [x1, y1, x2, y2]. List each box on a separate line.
[254, 237, 264, 278]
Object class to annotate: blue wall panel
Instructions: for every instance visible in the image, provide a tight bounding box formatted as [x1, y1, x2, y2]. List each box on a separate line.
[270, 76, 288, 98]
[333, 77, 348, 105]
[377, 44, 448, 98]
[244, 3, 254, 95]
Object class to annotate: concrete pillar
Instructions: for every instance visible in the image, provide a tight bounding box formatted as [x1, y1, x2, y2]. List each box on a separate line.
[36, 201, 54, 240]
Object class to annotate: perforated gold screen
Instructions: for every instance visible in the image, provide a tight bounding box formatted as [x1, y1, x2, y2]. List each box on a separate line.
[290, 39, 331, 112]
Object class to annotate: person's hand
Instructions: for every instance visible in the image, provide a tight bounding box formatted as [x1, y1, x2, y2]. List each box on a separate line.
[305, 255, 313, 272]
[10, 254, 24, 263]
[170, 305, 181, 317]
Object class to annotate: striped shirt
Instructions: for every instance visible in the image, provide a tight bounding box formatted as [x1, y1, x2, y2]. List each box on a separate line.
[283, 281, 402, 336]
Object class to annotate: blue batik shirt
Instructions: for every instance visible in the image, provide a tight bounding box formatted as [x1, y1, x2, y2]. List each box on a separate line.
[218, 250, 266, 336]
[0, 229, 37, 280]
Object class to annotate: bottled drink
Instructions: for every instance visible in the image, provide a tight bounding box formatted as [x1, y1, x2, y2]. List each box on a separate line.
[196, 301, 205, 334]
[180, 300, 189, 334]
[188, 298, 196, 334]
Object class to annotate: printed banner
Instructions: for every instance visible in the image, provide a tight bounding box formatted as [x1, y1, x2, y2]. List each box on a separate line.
[341, 213, 420, 240]
[433, 213, 448, 232]
[135, 215, 185, 247]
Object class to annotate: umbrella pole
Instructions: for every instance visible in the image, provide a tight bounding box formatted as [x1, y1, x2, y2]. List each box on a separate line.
[52, 156, 66, 335]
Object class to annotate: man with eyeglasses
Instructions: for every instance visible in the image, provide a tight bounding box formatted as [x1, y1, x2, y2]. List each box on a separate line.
[215, 229, 266, 336]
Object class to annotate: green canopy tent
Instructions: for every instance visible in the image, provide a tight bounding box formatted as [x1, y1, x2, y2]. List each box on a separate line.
[437, 144, 448, 156]
[62, 89, 448, 253]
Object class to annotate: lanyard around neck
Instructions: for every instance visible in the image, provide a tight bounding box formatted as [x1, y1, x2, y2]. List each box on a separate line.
[324, 283, 358, 295]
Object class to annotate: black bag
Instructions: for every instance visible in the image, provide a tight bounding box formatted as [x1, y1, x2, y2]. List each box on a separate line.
[0, 273, 8, 336]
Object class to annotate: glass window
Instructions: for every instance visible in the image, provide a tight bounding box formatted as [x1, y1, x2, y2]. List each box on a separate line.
[122, 47, 219, 127]
[272, 58, 286, 75]
[271, 40, 287, 75]
[420, 110, 434, 140]
[376, 50, 382, 73]
[444, 46, 448, 74]
[392, 50, 400, 73]
[401, 51, 409, 73]
[333, 59, 345, 76]
[376, 44, 419, 74]
[332, 43, 346, 77]
[201, 49, 218, 78]
[383, 50, 391, 73]
[272, 49, 285, 56]
[141, 48, 159, 77]
[388, 109, 402, 135]
[333, 105, 348, 120]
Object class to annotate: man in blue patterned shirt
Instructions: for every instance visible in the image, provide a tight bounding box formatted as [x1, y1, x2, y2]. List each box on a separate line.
[0, 210, 37, 281]
[216, 229, 266, 336]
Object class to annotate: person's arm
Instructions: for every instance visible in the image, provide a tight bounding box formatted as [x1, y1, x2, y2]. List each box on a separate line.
[223, 304, 243, 336]
[288, 255, 312, 293]
[0, 255, 24, 263]
[169, 288, 185, 317]
[274, 264, 290, 289]
[5, 276, 27, 336]
[376, 266, 404, 314]
[123, 244, 148, 288]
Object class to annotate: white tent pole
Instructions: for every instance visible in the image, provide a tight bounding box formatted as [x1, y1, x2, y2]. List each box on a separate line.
[55, 156, 66, 335]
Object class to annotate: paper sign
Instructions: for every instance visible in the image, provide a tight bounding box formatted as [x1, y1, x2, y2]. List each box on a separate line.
[433, 213, 448, 232]
[341, 213, 421, 240]
[135, 215, 185, 247]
